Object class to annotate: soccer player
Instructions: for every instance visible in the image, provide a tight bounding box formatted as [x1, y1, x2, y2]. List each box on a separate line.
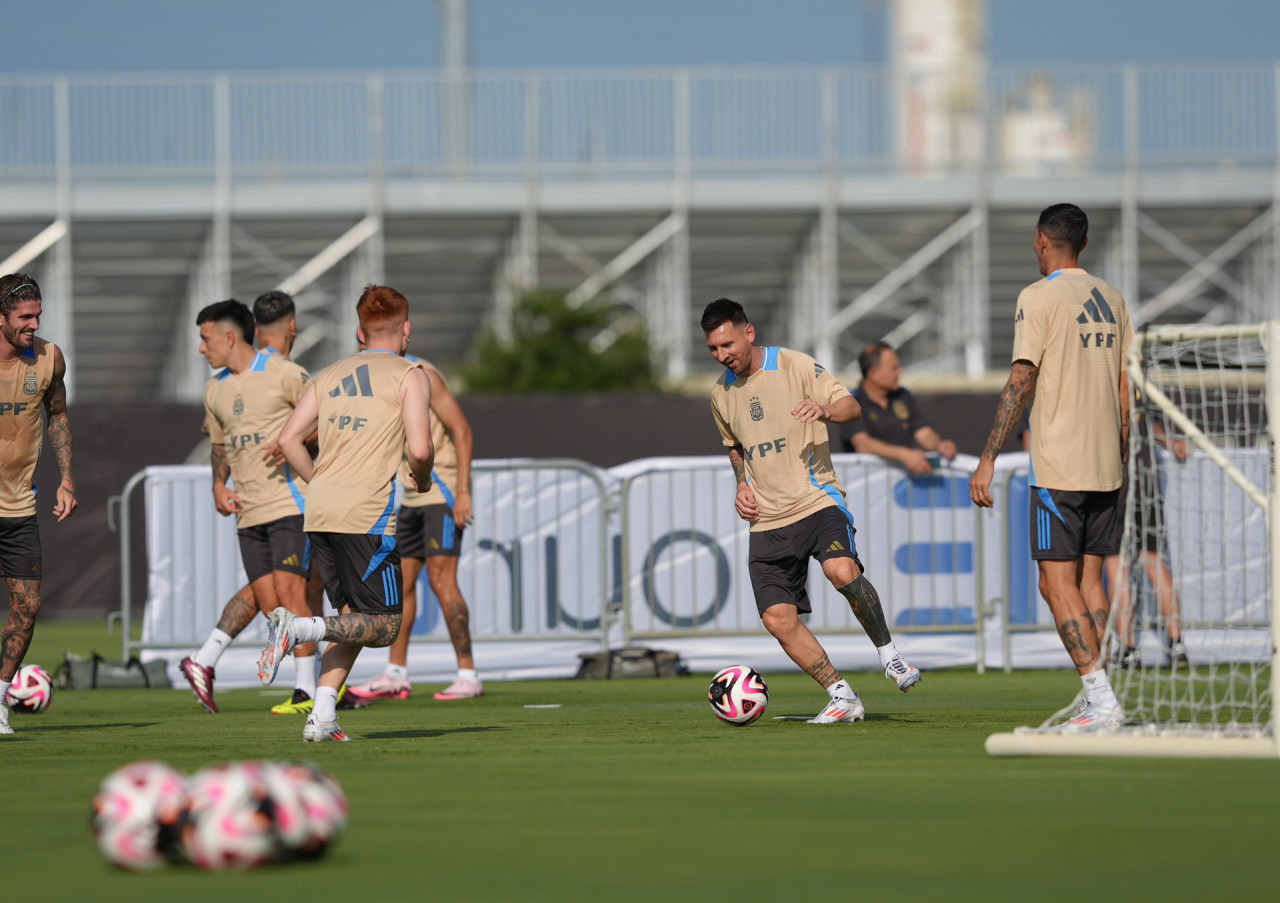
[839, 341, 959, 474]
[0, 274, 77, 736]
[345, 355, 480, 705]
[970, 203, 1133, 732]
[179, 298, 313, 714]
[702, 298, 921, 725]
[261, 284, 433, 742]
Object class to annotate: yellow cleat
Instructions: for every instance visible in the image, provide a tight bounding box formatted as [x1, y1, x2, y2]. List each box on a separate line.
[270, 684, 346, 715]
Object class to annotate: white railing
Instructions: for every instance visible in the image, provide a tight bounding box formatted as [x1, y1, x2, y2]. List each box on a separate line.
[2, 62, 1276, 180]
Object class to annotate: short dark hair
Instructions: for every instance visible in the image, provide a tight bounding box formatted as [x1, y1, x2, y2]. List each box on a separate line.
[1037, 203, 1089, 255]
[253, 290, 295, 326]
[0, 273, 41, 317]
[858, 341, 894, 379]
[196, 299, 255, 344]
[700, 298, 749, 335]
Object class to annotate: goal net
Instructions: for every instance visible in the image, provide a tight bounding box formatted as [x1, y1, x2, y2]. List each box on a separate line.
[988, 322, 1278, 758]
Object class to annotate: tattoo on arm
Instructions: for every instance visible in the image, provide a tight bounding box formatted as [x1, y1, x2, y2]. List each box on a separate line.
[836, 574, 892, 647]
[805, 654, 841, 688]
[44, 364, 74, 490]
[322, 612, 403, 648]
[2, 579, 42, 676]
[981, 362, 1038, 459]
[210, 443, 230, 485]
[215, 589, 259, 637]
[728, 446, 748, 485]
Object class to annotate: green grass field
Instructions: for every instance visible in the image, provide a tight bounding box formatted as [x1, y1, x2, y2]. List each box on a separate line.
[9, 620, 1280, 901]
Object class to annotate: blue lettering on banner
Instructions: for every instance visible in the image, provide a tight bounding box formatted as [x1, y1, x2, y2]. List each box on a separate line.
[641, 530, 731, 628]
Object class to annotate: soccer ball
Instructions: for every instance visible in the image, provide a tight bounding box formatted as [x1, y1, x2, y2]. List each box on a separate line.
[261, 761, 347, 860]
[6, 663, 53, 713]
[182, 762, 277, 870]
[91, 760, 189, 871]
[708, 665, 769, 726]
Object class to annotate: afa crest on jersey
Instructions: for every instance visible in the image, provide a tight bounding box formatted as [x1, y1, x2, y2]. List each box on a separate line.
[749, 396, 764, 422]
[22, 371, 37, 395]
[233, 394, 245, 416]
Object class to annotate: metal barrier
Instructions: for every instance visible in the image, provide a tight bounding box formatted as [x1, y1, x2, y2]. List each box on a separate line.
[107, 459, 614, 660]
[617, 455, 988, 670]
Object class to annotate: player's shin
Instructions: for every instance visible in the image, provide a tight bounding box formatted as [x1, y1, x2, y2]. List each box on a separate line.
[835, 575, 893, 651]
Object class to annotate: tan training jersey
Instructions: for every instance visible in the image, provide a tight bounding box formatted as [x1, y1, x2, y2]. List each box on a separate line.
[710, 346, 853, 531]
[400, 356, 461, 509]
[306, 350, 423, 535]
[1012, 267, 1133, 492]
[204, 349, 311, 529]
[0, 337, 57, 517]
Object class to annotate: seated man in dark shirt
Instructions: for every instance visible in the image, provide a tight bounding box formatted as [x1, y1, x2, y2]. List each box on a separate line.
[839, 341, 958, 475]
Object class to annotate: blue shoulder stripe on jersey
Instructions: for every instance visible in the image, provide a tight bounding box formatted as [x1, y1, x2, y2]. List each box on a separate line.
[762, 346, 780, 371]
[360, 349, 395, 355]
[216, 367, 233, 381]
[368, 478, 397, 536]
[1045, 269, 1062, 282]
[19, 345, 36, 360]
[363, 534, 398, 582]
[723, 366, 737, 386]
[406, 353, 422, 363]
[433, 471, 455, 507]
[250, 351, 270, 372]
[283, 463, 306, 513]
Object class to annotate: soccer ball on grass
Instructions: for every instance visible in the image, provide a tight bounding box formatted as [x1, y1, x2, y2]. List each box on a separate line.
[5, 663, 53, 713]
[91, 760, 189, 871]
[708, 665, 769, 726]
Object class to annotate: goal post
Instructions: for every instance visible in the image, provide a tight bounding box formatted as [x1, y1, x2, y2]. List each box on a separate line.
[988, 321, 1278, 758]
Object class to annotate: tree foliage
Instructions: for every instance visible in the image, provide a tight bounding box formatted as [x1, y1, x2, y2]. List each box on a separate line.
[459, 291, 657, 392]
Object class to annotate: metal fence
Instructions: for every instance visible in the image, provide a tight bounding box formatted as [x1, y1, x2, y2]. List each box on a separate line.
[2, 62, 1276, 180]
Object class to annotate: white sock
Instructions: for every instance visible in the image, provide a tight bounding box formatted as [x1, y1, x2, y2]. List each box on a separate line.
[0, 679, 9, 702]
[1081, 669, 1119, 708]
[293, 616, 327, 644]
[314, 685, 339, 722]
[194, 629, 233, 668]
[294, 654, 317, 697]
[385, 664, 409, 683]
[875, 642, 899, 668]
[458, 668, 478, 682]
[826, 679, 856, 701]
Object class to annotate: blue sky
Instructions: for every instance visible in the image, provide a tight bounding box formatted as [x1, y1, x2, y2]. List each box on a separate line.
[0, 0, 1275, 74]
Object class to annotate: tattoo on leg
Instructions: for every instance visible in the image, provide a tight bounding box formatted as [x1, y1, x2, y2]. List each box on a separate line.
[441, 602, 472, 659]
[836, 575, 892, 648]
[1087, 607, 1109, 634]
[322, 612, 402, 648]
[215, 590, 258, 637]
[2, 579, 42, 678]
[1058, 619, 1095, 668]
[805, 654, 841, 688]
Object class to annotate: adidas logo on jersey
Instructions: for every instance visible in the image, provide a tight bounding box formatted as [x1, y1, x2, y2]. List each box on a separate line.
[1077, 288, 1117, 325]
[329, 363, 374, 397]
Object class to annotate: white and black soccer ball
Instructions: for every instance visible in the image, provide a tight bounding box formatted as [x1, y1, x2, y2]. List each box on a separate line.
[261, 760, 347, 860]
[708, 665, 769, 726]
[182, 761, 278, 870]
[6, 663, 53, 713]
[91, 760, 189, 871]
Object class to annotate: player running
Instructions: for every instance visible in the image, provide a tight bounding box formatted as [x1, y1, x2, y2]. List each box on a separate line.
[702, 298, 921, 725]
[969, 203, 1133, 733]
[0, 274, 77, 736]
[179, 298, 313, 714]
[261, 284, 433, 742]
[344, 354, 479, 706]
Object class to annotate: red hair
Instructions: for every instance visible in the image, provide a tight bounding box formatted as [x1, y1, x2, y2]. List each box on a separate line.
[356, 284, 409, 334]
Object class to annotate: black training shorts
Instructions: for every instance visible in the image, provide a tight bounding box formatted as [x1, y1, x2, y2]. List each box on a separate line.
[0, 515, 41, 580]
[308, 531, 403, 614]
[1029, 486, 1123, 561]
[396, 504, 463, 560]
[747, 505, 862, 616]
[237, 514, 310, 582]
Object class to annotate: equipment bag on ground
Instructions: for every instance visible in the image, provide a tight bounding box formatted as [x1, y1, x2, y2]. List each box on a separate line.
[575, 646, 689, 679]
[55, 653, 171, 690]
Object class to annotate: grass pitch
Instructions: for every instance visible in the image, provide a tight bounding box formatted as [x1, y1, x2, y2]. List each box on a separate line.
[9, 621, 1279, 902]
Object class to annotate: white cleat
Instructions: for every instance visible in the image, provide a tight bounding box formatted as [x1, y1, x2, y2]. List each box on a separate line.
[0, 703, 12, 735]
[807, 696, 866, 724]
[434, 676, 484, 700]
[303, 714, 351, 742]
[1057, 701, 1125, 734]
[257, 607, 299, 686]
[884, 655, 922, 692]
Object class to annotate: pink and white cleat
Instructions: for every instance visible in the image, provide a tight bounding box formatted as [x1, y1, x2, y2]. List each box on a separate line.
[433, 676, 484, 700]
[178, 657, 219, 713]
[344, 673, 412, 705]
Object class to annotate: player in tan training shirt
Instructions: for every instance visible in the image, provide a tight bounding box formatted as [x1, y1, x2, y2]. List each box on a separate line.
[262, 284, 433, 743]
[0, 273, 77, 736]
[345, 354, 480, 706]
[179, 291, 332, 716]
[970, 203, 1134, 733]
[703, 298, 921, 725]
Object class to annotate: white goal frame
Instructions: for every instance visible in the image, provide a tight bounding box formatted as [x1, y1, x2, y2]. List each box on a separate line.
[988, 321, 1279, 759]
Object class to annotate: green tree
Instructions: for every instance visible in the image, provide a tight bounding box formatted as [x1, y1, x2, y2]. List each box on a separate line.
[459, 291, 657, 392]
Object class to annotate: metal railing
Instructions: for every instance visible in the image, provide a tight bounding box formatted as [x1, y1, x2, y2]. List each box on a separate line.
[3, 62, 1276, 181]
